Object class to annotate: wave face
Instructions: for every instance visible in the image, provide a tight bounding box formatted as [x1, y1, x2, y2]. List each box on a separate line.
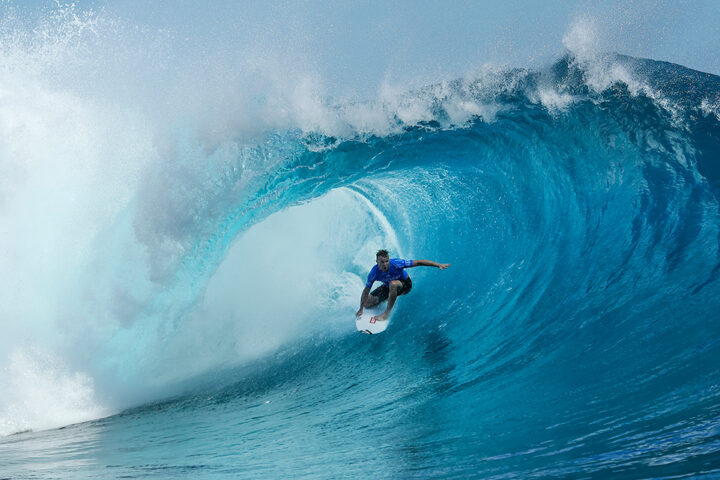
[1, 10, 720, 479]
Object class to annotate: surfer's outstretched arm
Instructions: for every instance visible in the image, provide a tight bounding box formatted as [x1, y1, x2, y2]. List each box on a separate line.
[411, 259, 451, 270]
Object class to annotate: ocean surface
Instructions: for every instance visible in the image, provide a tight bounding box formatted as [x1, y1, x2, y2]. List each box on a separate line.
[1, 6, 720, 480]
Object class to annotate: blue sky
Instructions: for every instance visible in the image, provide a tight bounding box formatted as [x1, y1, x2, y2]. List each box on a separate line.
[103, 1, 720, 71]
[6, 0, 720, 98]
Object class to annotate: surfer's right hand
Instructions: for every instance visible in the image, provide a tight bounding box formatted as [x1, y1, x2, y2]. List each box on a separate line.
[355, 308, 363, 318]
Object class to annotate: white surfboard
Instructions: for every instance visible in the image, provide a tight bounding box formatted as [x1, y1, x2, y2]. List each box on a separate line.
[356, 304, 392, 334]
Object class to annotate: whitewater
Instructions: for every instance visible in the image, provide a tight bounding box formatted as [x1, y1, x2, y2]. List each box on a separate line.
[1, 3, 719, 479]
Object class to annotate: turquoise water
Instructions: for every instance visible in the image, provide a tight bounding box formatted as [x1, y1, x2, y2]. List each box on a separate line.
[1, 6, 720, 480]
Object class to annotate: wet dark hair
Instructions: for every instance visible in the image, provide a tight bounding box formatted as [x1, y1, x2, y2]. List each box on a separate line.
[376, 249, 389, 258]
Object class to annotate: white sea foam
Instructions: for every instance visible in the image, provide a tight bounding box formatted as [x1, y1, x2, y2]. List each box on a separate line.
[700, 98, 720, 120]
[532, 87, 576, 112]
[0, 349, 108, 436]
[562, 17, 636, 94]
[555, 16, 692, 126]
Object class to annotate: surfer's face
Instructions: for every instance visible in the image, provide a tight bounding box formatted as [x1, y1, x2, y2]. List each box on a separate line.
[376, 255, 390, 271]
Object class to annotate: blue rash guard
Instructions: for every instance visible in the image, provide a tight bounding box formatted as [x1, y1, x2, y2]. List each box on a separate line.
[365, 258, 414, 288]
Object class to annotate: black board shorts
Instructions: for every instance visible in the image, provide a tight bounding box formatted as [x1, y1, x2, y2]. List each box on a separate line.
[371, 276, 412, 303]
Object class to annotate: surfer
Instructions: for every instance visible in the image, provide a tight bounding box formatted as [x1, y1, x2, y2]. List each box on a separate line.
[356, 249, 450, 322]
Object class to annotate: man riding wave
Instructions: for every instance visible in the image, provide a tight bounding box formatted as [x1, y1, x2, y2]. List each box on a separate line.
[356, 249, 450, 322]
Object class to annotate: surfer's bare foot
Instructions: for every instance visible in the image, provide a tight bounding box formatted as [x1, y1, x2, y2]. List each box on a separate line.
[373, 312, 389, 322]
